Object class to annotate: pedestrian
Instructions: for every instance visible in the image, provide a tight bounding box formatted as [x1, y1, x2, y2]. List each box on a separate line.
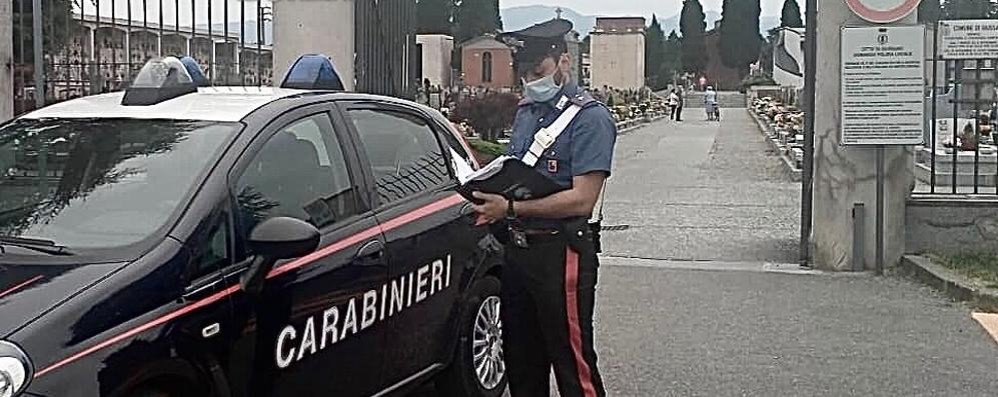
[471, 18, 613, 397]
[704, 85, 719, 121]
[675, 88, 685, 122]
[668, 89, 680, 120]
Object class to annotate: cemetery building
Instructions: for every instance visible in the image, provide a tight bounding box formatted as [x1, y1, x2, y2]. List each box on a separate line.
[589, 17, 645, 90]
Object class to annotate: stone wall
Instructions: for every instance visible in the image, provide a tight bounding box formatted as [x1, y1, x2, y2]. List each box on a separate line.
[590, 31, 644, 90]
[906, 197, 998, 255]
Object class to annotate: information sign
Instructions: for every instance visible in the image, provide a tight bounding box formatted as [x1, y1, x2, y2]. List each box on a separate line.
[840, 26, 925, 146]
[940, 20, 998, 60]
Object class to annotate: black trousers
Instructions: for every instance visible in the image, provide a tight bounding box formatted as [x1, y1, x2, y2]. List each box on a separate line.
[675, 105, 683, 121]
[502, 237, 606, 397]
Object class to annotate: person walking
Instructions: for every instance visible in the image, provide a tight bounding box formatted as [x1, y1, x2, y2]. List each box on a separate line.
[675, 88, 685, 122]
[668, 89, 680, 121]
[471, 18, 613, 397]
[704, 85, 719, 121]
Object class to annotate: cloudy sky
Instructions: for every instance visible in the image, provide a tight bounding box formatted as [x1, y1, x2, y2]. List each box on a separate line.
[500, 0, 803, 17]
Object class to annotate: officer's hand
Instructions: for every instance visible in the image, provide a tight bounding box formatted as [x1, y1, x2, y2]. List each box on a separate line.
[471, 192, 508, 224]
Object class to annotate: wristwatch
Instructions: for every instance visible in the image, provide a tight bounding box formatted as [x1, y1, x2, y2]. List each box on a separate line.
[506, 198, 517, 219]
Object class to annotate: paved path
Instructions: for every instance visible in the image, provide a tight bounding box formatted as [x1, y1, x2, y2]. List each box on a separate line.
[414, 109, 998, 396]
[601, 109, 801, 264]
[591, 110, 997, 396]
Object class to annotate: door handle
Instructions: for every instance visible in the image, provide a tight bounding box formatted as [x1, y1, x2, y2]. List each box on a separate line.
[353, 240, 385, 267]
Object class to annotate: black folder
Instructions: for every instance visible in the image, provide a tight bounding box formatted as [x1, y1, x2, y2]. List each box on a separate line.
[456, 156, 563, 204]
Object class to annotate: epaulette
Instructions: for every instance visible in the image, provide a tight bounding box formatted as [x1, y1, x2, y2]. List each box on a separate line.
[568, 92, 598, 108]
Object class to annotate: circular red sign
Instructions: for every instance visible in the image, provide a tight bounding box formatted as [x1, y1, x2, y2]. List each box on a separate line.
[845, 0, 921, 23]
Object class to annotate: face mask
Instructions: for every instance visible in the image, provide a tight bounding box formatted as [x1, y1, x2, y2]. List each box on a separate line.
[522, 72, 562, 103]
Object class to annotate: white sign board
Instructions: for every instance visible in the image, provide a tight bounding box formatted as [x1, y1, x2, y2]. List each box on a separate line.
[840, 26, 925, 146]
[940, 20, 998, 60]
[845, 0, 921, 24]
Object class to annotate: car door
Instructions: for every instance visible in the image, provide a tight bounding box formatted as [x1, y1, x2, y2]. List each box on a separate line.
[339, 101, 484, 389]
[221, 106, 390, 397]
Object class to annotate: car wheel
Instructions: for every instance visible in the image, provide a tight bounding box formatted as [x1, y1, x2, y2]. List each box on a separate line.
[437, 276, 506, 397]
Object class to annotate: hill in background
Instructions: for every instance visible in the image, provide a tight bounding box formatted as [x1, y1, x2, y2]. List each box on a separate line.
[501, 5, 779, 37]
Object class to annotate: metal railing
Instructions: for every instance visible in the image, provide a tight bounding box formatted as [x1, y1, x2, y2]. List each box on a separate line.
[12, 0, 276, 117]
[919, 22, 998, 196]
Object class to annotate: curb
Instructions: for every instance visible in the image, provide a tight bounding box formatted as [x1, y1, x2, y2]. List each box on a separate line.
[899, 255, 998, 313]
[746, 109, 803, 182]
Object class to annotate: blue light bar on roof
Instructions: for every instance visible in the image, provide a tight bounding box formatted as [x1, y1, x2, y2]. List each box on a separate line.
[122, 57, 198, 106]
[281, 54, 345, 91]
[179, 56, 210, 87]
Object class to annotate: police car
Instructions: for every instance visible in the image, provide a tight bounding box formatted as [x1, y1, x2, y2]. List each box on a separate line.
[0, 56, 506, 397]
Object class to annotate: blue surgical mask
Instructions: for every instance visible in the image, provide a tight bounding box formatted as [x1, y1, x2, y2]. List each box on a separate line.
[522, 73, 562, 103]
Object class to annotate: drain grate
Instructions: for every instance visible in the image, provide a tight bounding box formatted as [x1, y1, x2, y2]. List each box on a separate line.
[601, 225, 630, 232]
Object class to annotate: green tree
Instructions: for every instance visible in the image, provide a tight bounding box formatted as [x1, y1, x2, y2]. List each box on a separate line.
[943, 0, 995, 19]
[679, 0, 708, 74]
[645, 15, 668, 90]
[454, 0, 502, 44]
[417, 0, 454, 35]
[780, 0, 804, 28]
[918, 0, 942, 23]
[719, 0, 763, 77]
[661, 30, 683, 83]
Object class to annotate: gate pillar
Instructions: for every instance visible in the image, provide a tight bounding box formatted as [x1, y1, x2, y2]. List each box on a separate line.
[272, 0, 355, 90]
[811, 1, 916, 270]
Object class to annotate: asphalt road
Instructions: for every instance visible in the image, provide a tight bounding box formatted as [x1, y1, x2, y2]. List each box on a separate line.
[414, 111, 998, 396]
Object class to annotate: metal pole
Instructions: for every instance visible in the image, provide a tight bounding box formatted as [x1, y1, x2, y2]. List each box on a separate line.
[875, 146, 885, 276]
[32, 0, 44, 109]
[800, 0, 818, 267]
[930, 22, 939, 193]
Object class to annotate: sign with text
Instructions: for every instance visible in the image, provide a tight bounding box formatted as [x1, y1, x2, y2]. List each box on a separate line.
[940, 20, 998, 60]
[840, 26, 925, 146]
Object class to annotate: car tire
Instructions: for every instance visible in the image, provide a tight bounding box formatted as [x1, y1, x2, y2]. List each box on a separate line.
[437, 275, 506, 397]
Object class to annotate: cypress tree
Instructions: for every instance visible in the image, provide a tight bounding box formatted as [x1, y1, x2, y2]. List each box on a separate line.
[719, 0, 762, 76]
[645, 15, 668, 89]
[781, 0, 804, 28]
[679, 0, 708, 74]
[417, 0, 454, 35]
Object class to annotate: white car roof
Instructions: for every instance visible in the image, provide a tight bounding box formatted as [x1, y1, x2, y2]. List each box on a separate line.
[21, 87, 310, 122]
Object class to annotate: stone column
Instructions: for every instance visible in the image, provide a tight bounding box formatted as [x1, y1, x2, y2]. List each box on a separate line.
[1, 0, 13, 122]
[811, 3, 916, 270]
[272, 0, 355, 90]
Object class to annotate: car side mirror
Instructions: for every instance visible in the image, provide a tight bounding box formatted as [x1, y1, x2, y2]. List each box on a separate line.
[240, 217, 320, 295]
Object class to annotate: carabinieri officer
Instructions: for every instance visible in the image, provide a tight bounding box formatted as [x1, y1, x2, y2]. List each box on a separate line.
[471, 18, 616, 397]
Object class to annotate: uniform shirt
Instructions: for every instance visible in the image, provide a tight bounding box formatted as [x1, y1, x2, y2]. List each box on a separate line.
[507, 82, 617, 227]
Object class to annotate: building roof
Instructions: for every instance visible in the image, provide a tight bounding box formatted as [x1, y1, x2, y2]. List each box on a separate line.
[22, 87, 310, 122]
[460, 36, 511, 50]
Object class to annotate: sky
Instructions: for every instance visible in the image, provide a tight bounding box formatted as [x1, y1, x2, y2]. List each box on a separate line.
[500, 0, 804, 17]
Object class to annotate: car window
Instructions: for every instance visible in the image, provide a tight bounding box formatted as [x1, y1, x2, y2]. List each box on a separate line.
[346, 107, 451, 205]
[189, 206, 231, 278]
[234, 113, 359, 241]
[0, 118, 238, 250]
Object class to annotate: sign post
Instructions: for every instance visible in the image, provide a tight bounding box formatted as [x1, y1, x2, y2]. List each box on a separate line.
[840, 25, 925, 273]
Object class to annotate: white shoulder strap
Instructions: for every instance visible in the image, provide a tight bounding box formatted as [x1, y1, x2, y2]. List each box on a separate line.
[521, 98, 584, 167]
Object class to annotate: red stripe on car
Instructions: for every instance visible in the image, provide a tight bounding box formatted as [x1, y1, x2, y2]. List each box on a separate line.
[35, 193, 465, 378]
[0, 275, 45, 299]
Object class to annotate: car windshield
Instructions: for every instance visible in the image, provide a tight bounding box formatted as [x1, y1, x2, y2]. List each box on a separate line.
[0, 118, 238, 249]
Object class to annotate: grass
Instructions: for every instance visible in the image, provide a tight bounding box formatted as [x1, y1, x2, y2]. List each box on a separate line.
[931, 253, 998, 289]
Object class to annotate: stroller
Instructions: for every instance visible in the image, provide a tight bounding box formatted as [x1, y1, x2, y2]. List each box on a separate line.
[706, 101, 720, 121]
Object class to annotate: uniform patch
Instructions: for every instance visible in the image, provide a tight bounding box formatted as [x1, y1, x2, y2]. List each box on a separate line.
[548, 159, 559, 173]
